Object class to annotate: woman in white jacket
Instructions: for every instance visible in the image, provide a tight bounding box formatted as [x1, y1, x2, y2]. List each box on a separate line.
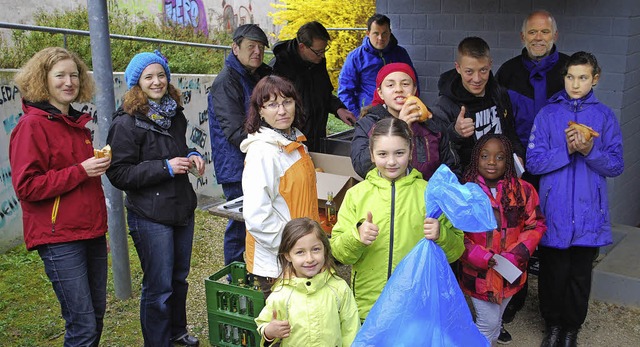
[241, 75, 319, 297]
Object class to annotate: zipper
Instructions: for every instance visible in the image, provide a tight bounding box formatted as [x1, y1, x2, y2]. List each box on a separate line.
[426, 134, 431, 163]
[449, 140, 460, 167]
[352, 271, 357, 298]
[387, 180, 396, 279]
[51, 195, 61, 233]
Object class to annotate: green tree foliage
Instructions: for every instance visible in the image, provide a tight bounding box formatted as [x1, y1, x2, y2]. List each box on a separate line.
[270, 0, 375, 86]
[0, 6, 233, 73]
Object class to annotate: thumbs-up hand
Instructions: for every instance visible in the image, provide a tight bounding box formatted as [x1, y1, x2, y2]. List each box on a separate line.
[453, 106, 473, 138]
[358, 211, 379, 246]
[423, 217, 440, 240]
[264, 309, 291, 340]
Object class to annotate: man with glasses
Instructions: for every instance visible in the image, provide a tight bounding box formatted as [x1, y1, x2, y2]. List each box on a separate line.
[270, 21, 357, 152]
[207, 24, 272, 266]
[338, 13, 417, 119]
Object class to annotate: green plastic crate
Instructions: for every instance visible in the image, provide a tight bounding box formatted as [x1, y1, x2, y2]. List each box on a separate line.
[205, 262, 266, 347]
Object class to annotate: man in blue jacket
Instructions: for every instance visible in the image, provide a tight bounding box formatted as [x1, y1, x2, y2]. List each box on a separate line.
[208, 24, 271, 265]
[338, 14, 416, 118]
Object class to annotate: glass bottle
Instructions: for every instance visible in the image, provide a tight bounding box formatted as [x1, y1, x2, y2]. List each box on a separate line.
[325, 191, 337, 227]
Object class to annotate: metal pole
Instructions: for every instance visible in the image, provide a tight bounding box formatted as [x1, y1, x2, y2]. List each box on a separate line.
[86, 0, 132, 299]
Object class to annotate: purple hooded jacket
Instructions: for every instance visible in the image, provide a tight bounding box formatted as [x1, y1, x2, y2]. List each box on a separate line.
[526, 90, 623, 249]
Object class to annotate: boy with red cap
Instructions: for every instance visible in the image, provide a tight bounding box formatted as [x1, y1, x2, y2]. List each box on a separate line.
[350, 62, 459, 180]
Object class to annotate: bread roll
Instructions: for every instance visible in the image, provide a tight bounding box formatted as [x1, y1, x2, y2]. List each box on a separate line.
[406, 95, 432, 121]
[568, 121, 599, 141]
[94, 144, 112, 159]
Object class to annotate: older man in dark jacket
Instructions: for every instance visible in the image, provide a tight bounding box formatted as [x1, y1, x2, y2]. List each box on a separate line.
[270, 21, 356, 152]
[208, 24, 271, 265]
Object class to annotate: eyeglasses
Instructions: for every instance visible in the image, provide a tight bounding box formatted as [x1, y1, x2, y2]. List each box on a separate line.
[308, 44, 330, 57]
[262, 99, 294, 111]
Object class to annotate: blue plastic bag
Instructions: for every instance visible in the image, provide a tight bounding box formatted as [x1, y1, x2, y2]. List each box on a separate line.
[425, 164, 496, 232]
[351, 239, 489, 347]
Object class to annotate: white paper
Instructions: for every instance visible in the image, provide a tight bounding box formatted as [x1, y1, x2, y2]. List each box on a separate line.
[217, 196, 243, 213]
[513, 153, 525, 178]
[492, 254, 523, 284]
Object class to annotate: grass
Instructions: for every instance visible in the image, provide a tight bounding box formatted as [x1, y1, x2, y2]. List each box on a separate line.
[0, 209, 228, 346]
[327, 113, 354, 135]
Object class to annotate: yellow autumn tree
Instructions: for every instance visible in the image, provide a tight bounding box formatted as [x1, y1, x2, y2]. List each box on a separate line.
[269, 0, 376, 86]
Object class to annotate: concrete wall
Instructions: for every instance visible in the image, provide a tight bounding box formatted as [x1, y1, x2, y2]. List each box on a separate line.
[376, 0, 640, 227]
[0, 70, 223, 252]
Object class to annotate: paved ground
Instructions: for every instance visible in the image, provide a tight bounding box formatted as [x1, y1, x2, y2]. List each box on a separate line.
[493, 276, 640, 346]
[334, 264, 640, 346]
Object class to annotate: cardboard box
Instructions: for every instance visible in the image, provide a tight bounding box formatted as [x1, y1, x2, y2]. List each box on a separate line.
[310, 152, 362, 211]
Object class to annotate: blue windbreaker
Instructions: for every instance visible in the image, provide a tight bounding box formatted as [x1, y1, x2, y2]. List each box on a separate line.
[526, 90, 623, 249]
[337, 35, 415, 118]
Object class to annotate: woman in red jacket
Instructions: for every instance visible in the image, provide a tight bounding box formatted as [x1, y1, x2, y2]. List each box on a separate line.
[9, 47, 110, 347]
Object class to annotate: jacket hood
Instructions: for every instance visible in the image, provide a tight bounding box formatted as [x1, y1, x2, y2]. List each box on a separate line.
[437, 68, 498, 105]
[365, 166, 423, 189]
[22, 100, 91, 128]
[549, 89, 598, 110]
[272, 38, 325, 69]
[226, 49, 272, 78]
[239, 126, 305, 153]
[274, 270, 334, 295]
[362, 34, 400, 55]
[272, 39, 305, 66]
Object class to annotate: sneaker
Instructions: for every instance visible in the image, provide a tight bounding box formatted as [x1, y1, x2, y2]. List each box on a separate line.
[497, 325, 512, 345]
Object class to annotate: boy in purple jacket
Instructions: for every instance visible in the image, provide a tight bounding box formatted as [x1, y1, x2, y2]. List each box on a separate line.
[526, 51, 624, 347]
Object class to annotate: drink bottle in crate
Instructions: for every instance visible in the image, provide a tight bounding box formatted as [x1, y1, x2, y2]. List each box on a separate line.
[205, 262, 266, 347]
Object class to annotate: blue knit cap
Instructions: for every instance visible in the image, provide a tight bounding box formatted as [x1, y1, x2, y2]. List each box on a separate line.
[124, 50, 171, 89]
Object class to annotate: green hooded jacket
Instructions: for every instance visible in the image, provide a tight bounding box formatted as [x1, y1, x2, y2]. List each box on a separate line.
[330, 168, 464, 320]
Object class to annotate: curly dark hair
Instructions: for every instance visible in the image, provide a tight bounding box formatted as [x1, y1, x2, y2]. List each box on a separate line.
[463, 134, 526, 222]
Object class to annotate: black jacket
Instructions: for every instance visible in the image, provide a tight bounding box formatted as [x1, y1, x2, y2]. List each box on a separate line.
[106, 107, 198, 226]
[351, 105, 460, 180]
[432, 69, 525, 171]
[270, 38, 346, 152]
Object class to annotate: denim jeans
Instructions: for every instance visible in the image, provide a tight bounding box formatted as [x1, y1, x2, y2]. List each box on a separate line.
[37, 236, 107, 347]
[127, 210, 195, 347]
[222, 182, 246, 265]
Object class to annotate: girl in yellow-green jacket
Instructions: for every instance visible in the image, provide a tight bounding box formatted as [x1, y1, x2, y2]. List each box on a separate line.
[256, 218, 360, 346]
[331, 118, 464, 321]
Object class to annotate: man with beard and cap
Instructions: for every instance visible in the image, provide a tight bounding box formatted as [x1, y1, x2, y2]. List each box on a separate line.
[432, 36, 524, 172]
[208, 24, 272, 266]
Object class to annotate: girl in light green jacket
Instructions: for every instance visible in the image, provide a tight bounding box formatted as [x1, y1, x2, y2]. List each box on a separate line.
[331, 117, 464, 321]
[255, 218, 360, 346]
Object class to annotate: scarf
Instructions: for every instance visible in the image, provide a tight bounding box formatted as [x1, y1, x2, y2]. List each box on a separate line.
[147, 95, 177, 129]
[522, 47, 560, 117]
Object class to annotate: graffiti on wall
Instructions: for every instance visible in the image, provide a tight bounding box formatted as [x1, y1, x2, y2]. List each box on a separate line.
[222, 0, 255, 32]
[0, 71, 221, 252]
[164, 0, 209, 36]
